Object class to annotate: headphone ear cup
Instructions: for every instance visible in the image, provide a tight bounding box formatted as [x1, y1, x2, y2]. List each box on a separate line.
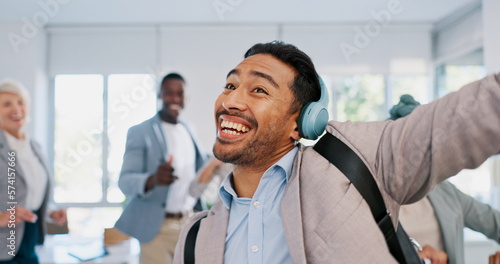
[298, 74, 330, 140]
[298, 102, 313, 138]
[298, 102, 328, 140]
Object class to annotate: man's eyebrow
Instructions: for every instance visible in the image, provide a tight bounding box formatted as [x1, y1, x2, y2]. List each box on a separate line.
[226, 69, 239, 79]
[250, 70, 279, 89]
[226, 69, 280, 89]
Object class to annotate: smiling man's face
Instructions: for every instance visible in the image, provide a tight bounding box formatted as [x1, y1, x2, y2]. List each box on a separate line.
[160, 78, 185, 122]
[213, 53, 301, 168]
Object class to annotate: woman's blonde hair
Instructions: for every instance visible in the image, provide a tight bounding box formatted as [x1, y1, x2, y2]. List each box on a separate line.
[0, 78, 31, 106]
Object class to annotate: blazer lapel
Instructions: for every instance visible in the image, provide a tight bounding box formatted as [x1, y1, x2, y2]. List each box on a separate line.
[151, 118, 168, 163]
[427, 189, 456, 256]
[196, 201, 228, 264]
[30, 141, 52, 200]
[0, 133, 9, 164]
[281, 145, 307, 263]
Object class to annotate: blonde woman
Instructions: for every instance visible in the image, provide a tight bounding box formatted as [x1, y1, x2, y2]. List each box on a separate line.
[0, 79, 66, 263]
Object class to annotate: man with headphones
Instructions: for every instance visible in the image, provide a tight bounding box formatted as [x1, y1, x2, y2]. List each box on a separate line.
[115, 73, 208, 264]
[172, 41, 500, 263]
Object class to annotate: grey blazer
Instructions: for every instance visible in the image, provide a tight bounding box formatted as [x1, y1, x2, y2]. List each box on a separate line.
[173, 74, 500, 263]
[429, 181, 500, 264]
[0, 130, 51, 261]
[114, 113, 208, 243]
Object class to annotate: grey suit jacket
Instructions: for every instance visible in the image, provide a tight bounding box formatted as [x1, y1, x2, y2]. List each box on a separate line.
[0, 130, 51, 261]
[173, 74, 500, 264]
[114, 113, 208, 243]
[428, 181, 500, 264]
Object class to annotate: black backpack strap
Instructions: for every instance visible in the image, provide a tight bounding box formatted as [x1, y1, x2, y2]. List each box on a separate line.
[184, 216, 206, 264]
[313, 133, 422, 264]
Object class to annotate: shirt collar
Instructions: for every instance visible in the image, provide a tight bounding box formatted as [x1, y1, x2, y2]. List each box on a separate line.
[219, 146, 299, 209]
[277, 146, 298, 182]
[4, 131, 30, 150]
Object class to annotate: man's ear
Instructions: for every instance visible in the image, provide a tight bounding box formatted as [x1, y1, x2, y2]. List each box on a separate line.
[289, 111, 301, 141]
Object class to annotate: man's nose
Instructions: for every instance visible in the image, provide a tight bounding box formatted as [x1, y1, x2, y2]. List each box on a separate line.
[169, 94, 183, 104]
[222, 88, 247, 111]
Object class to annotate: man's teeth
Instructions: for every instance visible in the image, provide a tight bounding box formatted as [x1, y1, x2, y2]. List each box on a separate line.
[170, 105, 181, 111]
[221, 120, 249, 133]
[222, 129, 241, 135]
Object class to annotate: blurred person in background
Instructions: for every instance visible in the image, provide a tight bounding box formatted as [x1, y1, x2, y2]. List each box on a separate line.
[393, 94, 500, 264]
[189, 157, 232, 209]
[0, 79, 66, 264]
[115, 73, 208, 264]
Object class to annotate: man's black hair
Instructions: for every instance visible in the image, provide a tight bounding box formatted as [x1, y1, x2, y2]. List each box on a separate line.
[161, 72, 185, 87]
[244, 41, 321, 113]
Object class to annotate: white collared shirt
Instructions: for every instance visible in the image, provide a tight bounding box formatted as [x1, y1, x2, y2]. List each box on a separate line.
[160, 121, 197, 213]
[399, 197, 445, 251]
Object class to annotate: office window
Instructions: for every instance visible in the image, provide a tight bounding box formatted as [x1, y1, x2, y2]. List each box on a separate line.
[436, 65, 486, 97]
[54, 75, 104, 203]
[53, 74, 156, 206]
[390, 75, 429, 105]
[335, 75, 385, 122]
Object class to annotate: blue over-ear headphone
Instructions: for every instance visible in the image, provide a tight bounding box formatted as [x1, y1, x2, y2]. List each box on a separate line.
[297, 75, 329, 140]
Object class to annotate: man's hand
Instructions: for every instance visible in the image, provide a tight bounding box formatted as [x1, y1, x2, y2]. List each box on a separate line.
[49, 209, 67, 226]
[489, 251, 500, 264]
[419, 245, 447, 264]
[145, 155, 177, 191]
[0, 206, 37, 227]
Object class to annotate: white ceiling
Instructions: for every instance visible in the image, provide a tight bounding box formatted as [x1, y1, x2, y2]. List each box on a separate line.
[0, 0, 481, 25]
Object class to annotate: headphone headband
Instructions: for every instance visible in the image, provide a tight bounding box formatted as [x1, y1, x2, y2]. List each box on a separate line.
[317, 75, 328, 106]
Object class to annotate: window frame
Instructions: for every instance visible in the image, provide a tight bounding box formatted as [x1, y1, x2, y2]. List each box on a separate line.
[50, 73, 157, 208]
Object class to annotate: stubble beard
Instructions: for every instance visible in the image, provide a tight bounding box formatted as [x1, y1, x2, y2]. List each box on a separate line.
[213, 124, 283, 167]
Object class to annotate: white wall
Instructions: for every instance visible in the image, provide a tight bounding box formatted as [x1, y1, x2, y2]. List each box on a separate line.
[0, 0, 479, 25]
[433, 3, 483, 64]
[0, 23, 49, 152]
[282, 24, 431, 75]
[482, 0, 500, 73]
[48, 26, 157, 75]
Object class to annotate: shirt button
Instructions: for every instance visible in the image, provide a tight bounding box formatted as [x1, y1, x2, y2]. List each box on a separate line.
[253, 201, 260, 208]
[251, 245, 259, 253]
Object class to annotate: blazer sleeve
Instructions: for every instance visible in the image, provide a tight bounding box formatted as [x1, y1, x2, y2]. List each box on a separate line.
[329, 73, 500, 208]
[379, 73, 500, 204]
[118, 125, 151, 197]
[449, 183, 500, 242]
